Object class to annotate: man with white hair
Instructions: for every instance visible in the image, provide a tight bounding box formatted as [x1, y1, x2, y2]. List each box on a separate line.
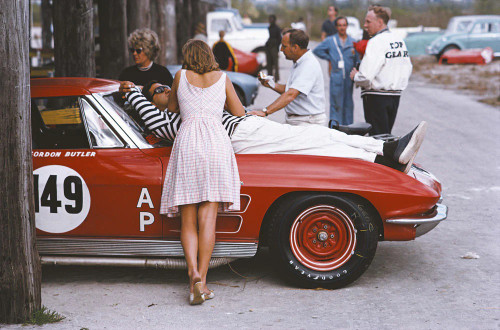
[350, 5, 412, 135]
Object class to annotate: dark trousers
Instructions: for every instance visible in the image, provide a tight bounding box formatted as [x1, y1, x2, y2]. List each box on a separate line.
[363, 94, 400, 135]
[266, 46, 280, 81]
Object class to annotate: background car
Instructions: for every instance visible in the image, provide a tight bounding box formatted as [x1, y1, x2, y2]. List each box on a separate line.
[427, 15, 500, 58]
[167, 65, 259, 106]
[31, 77, 447, 289]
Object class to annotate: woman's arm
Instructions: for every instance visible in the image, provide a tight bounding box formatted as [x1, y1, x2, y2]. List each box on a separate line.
[224, 76, 245, 117]
[167, 71, 181, 113]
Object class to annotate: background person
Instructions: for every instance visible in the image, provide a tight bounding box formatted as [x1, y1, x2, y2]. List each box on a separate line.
[252, 29, 326, 126]
[212, 30, 238, 71]
[119, 28, 173, 87]
[291, 17, 306, 32]
[160, 40, 244, 305]
[193, 22, 208, 43]
[321, 6, 338, 41]
[265, 14, 282, 81]
[120, 80, 428, 174]
[350, 5, 412, 135]
[314, 16, 359, 126]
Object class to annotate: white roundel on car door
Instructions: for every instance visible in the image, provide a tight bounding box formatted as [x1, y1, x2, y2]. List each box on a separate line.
[34, 165, 91, 233]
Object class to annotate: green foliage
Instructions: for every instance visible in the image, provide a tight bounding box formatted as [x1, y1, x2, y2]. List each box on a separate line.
[474, 0, 500, 14]
[23, 306, 65, 326]
[230, 0, 482, 40]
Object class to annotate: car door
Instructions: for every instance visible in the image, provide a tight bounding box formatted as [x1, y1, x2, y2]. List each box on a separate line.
[32, 94, 164, 240]
[466, 21, 496, 50]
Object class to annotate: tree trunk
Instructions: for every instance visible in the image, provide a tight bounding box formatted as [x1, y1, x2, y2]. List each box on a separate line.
[176, 0, 192, 60]
[127, 0, 151, 35]
[53, 0, 95, 77]
[0, 0, 42, 323]
[41, 0, 53, 50]
[98, 0, 128, 79]
[151, 0, 177, 65]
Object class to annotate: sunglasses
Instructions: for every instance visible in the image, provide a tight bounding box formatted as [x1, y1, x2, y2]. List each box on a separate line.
[129, 48, 143, 54]
[151, 85, 170, 98]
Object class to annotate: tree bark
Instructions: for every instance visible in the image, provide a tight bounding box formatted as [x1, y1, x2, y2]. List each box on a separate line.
[0, 0, 42, 323]
[151, 0, 177, 65]
[127, 0, 151, 35]
[41, 0, 53, 50]
[53, 0, 95, 77]
[98, 0, 128, 79]
[176, 0, 192, 60]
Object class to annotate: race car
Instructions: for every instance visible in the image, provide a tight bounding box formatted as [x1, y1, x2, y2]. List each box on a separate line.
[31, 77, 447, 289]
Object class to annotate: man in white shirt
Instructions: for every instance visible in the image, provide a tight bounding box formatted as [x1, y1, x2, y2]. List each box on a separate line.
[350, 5, 412, 135]
[250, 29, 327, 126]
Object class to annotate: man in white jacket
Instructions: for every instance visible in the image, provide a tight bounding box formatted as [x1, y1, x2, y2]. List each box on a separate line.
[350, 5, 412, 135]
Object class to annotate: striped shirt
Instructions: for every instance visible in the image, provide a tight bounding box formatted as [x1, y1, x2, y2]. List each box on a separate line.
[125, 89, 250, 142]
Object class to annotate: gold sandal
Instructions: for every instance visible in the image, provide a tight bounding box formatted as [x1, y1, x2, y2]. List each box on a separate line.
[189, 282, 205, 305]
[203, 290, 215, 300]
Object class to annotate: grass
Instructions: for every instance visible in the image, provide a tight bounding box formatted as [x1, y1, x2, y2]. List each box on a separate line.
[23, 306, 65, 326]
[479, 95, 500, 108]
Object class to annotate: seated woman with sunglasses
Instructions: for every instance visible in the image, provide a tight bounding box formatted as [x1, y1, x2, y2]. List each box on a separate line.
[119, 28, 173, 87]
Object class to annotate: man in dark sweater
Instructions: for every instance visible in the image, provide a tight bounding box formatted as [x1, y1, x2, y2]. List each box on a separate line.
[119, 28, 173, 87]
[265, 15, 282, 81]
[321, 5, 338, 40]
[212, 30, 238, 71]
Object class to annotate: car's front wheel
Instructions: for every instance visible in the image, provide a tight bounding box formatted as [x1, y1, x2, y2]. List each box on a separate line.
[268, 194, 378, 289]
[439, 44, 460, 60]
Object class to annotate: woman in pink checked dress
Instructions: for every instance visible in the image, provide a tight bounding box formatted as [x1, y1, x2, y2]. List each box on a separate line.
[160, 39, 245, 305]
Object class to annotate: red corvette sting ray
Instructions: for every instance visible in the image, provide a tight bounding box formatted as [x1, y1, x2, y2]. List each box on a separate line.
[31, 78, 447, 289]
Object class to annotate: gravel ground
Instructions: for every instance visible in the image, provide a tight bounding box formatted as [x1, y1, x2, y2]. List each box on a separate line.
[411, 56, 500, 107]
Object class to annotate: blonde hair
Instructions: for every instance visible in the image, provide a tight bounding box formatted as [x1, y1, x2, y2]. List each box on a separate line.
[182, 39, 219, 74]
[128, 28, 160, 61]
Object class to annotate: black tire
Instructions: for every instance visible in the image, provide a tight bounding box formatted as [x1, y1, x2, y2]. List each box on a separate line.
[438, 45, 459, 59]
[268, 193, 378, 289]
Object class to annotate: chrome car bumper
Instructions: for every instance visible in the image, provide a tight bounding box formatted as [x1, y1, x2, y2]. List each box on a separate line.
[386, 204, 448, 238]
[426, 45, 439, 55]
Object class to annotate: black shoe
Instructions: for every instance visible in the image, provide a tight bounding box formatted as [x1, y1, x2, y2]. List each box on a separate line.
[384, 121, 427, 164]
[374, 155, 410, 173]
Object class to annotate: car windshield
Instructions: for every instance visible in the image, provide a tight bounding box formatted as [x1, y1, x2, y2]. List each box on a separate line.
[233, 16, 243, 30]
[101, 93, 172, 148]
[446, 18, 473, 34]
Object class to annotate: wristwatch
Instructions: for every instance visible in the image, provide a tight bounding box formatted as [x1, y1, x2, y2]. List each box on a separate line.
[262, 107, 269, 116]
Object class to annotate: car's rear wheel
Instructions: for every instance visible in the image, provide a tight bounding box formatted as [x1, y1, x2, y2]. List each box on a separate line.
[268, 194, 378, 289]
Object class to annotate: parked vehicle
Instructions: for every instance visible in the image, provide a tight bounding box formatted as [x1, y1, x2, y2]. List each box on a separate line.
[346, 16, 363, 41]
[167, 65, 258, 106]
[206, 10, 269, 55]
[31, 77, 447, 289]
[230, 48, 261, 76]
[427, 15, 500, 58]
[405, 31, 444, 56]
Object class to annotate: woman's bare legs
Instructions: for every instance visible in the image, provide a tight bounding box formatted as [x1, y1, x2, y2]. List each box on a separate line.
[180, 204, 201, 293]
[197, 202, 218, 294]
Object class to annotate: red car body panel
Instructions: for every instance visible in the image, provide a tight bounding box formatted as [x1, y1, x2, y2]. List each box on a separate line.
[31, 78, 441, 246]
[233, 48, 260, 76]
[31, 78, 119, 97]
